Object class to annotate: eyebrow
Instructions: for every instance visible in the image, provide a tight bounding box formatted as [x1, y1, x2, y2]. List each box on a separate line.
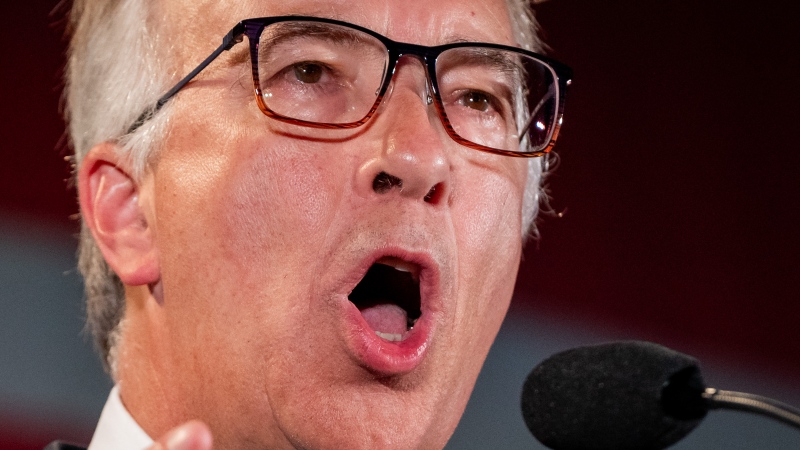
[279, 12, 506, 47]
[441, 47, 522, 73]
[226, 44, 250, 67]
[261, 21, 371, 50]
[444, 35, 483, 45]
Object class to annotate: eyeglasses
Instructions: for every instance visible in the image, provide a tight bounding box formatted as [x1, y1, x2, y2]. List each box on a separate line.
[132, 16, 573, 158]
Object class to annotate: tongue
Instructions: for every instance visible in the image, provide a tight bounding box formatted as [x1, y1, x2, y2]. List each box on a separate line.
[359, 303, 409, 335]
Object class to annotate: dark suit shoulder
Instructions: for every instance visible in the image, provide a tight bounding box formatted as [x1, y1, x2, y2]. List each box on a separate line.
[44, 441, 87, 450]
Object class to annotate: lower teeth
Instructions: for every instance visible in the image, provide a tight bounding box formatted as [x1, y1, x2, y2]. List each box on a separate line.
[375, 331, 403, 342]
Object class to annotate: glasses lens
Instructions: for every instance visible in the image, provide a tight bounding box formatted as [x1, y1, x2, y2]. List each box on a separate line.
[436, 47, 559, 153]
[256, 21, 388, 125]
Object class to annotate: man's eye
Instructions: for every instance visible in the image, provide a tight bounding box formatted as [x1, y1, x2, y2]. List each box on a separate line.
[293, 62, 324, 83]
[461, 91, 492, 112]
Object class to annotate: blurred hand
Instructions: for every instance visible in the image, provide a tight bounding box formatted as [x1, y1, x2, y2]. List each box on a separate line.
[147, 420, 212, 450]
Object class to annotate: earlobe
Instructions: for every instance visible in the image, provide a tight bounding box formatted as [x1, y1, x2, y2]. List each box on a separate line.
[78, 142, 160, 286]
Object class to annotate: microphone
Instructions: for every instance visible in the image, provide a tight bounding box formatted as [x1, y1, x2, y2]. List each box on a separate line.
[520, 341, 800, 450]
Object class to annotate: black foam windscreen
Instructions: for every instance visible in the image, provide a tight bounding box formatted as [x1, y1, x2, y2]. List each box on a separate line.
[521, 341, 706, 450]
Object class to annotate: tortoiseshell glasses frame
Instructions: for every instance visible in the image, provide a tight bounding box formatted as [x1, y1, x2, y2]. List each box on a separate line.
[131, 16, 573, 158]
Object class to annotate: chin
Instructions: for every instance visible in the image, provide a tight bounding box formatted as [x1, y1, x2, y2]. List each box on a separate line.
[262, 373, 465, 450]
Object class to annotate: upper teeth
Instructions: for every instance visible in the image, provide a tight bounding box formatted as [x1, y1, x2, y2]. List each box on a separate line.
[376, 257, 420, 281]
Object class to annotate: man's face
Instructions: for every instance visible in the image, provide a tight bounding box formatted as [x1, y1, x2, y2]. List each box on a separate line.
[136, 0, 528, 447]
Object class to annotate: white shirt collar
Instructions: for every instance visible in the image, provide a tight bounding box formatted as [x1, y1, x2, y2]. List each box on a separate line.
[87, 385, 154, 450]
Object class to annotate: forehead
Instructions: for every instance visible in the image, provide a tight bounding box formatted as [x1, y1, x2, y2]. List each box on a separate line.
[162, 0, 515, 56]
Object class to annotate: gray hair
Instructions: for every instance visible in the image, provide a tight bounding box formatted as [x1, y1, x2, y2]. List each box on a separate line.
[66, 0, 172, 374]
[65, 0, 546, 375]
[506, 0, 548, 238]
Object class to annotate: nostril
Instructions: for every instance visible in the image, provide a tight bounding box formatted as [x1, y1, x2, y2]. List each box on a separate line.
[424, 182, 444, 204]
[371, 171, 445, 203]
[373, 171, 403, 194]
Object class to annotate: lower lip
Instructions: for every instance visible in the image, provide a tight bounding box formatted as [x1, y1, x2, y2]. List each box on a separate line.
[339, 297, 434, 375]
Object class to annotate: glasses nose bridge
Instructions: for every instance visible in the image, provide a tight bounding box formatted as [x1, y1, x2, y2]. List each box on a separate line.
[384, 47, 437, 109]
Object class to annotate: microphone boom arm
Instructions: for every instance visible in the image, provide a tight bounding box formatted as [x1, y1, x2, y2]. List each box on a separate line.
[704, 388, 800, 431]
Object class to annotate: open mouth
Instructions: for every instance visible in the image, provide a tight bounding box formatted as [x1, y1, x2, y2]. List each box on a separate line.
[348, 257, 422, 342]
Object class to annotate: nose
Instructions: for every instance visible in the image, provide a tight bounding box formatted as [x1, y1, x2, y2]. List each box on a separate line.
[355, 57, 451, 205]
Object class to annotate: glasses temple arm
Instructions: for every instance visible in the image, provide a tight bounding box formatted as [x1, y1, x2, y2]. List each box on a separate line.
[127, 23, 246, 134]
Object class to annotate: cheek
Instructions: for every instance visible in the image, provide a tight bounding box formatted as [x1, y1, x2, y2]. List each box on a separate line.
[455, 162, 525, 277]
[153, 133, 343, 338]
[452, 162, 525, 332]
[152, 135, 348, 430]
[217, 142, 337, 265]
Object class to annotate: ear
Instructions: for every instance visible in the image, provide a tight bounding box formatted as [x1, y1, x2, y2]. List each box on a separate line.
[78, 142, 160, 286]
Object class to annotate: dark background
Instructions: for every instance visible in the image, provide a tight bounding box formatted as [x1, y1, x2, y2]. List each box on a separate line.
[2, 0, 799, 447]
[518, 0, 800, 379]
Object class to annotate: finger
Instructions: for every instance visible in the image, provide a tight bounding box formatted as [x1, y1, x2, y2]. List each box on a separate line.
[149, 420, 213, 450]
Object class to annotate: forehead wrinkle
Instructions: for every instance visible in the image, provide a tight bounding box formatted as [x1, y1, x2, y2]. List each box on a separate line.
[268, 0, 512, 46]
[380, 2, 514, 47]
[477, 1, 515, 43]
